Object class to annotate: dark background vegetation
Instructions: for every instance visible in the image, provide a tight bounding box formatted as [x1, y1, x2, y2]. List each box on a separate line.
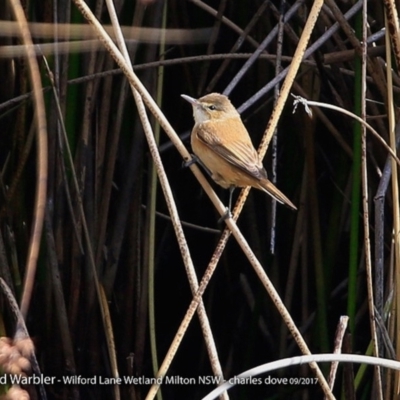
[0, 0, 397, 398]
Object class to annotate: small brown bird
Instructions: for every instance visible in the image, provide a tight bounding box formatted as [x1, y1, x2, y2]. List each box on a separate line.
[181, 93, 297, 212]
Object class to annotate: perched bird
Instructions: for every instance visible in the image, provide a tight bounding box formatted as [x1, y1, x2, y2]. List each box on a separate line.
[181, 92, 297, 213]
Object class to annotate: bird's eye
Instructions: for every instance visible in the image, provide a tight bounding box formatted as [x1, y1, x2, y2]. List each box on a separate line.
[208, 105, 217, 111]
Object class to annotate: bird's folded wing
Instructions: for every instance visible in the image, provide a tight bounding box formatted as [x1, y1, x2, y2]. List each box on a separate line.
[196, 125, 264, 180]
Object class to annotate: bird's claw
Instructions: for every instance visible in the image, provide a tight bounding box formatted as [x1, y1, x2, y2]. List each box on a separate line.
[218, 208, 232, 223]
[182, 154, 198, 169]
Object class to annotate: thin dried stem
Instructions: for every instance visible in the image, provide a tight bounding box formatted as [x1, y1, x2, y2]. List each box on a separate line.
[8, 0, 48, 319]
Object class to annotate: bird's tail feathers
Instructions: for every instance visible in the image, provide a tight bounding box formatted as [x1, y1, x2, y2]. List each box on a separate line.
[258, 178, 297, 210]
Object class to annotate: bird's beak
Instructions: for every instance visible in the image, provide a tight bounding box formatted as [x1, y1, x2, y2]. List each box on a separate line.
[181, 94, 199, 106]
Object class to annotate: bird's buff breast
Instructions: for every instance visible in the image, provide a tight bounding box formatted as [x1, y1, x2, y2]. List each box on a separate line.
[191, 127, 256, 189]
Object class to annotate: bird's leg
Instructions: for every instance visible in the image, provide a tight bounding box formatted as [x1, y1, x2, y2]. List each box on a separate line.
[183, 154, 212, 177]
[228, 185, 235, 214]
[218, 186, 235, 223]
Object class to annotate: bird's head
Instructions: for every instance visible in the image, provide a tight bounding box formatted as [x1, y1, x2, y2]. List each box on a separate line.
[181, 93, 239, 123]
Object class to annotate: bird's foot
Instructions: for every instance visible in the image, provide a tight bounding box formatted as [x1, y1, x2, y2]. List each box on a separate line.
[182, 154, 198, 168]
[183, 154, 213, 178]
[218, 207, 232, 223]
